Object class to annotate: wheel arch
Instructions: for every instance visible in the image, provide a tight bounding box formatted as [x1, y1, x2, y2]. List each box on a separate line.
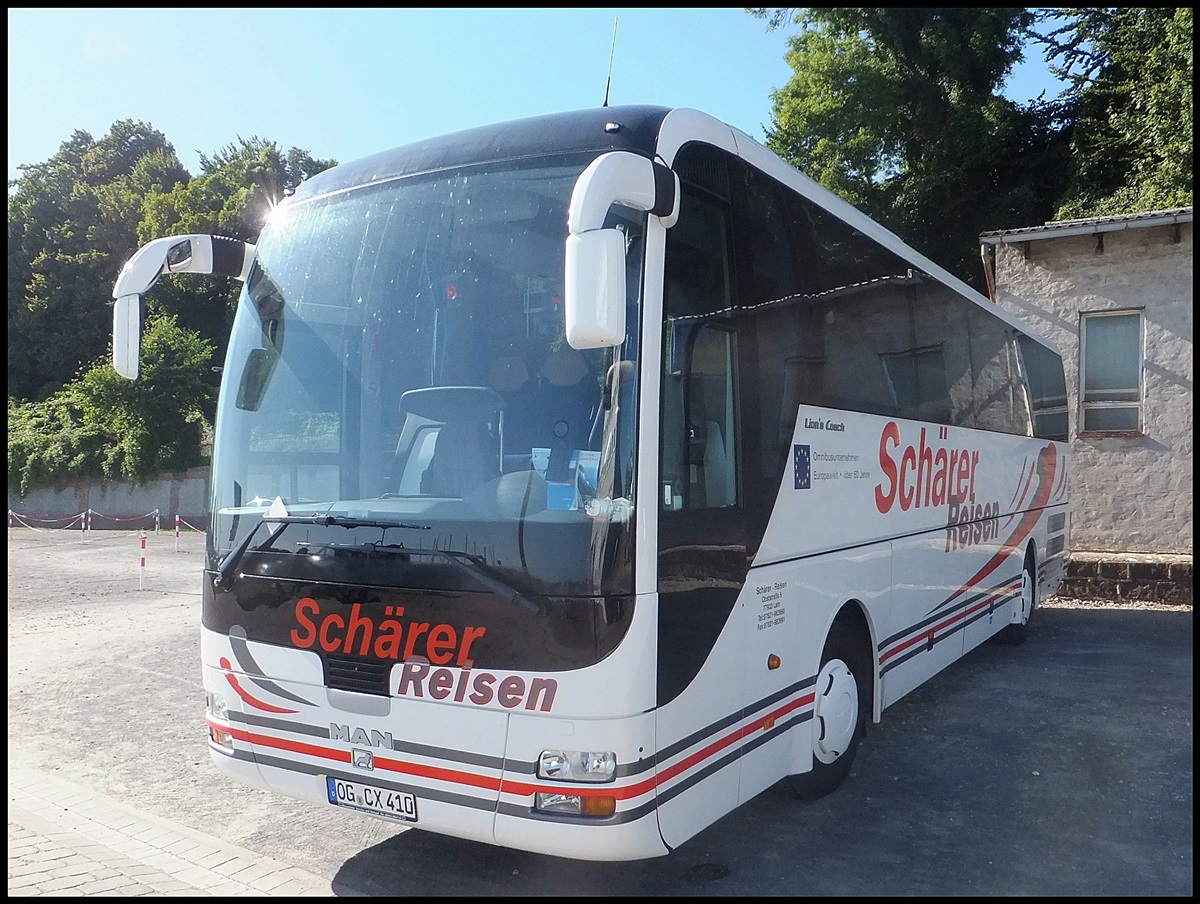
[784, 598, 878, 799]
[828, 600, 880, 724]
[1025, 538, 1040, 599]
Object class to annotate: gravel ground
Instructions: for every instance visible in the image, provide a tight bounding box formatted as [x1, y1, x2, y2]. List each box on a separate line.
[1041, 594, 1189, 611]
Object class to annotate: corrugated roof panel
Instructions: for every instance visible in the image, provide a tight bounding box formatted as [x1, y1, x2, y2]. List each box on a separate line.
[980, 207, 1193, 243]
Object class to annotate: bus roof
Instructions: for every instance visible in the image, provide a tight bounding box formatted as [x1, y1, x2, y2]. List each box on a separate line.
[283, 103, 1064, 358]
[290, 105, 672, 202]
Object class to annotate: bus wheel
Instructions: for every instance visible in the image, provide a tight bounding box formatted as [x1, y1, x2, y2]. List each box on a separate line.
[994, 551, 1038, 646]
[786, 621, 868, 801]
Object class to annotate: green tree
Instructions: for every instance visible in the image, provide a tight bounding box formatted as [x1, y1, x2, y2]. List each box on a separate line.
[137, 137, 336, 355]
[8, 123, 336, 492]
[7, 391, 112, 497]
[1033, 8, 1193, 216]
[140, 136, 335, 244]
[8, 316, 215, 495]
[752, 8, 1072, 291]
[78, 314, 217, 477]
[7, 121, 188, 400]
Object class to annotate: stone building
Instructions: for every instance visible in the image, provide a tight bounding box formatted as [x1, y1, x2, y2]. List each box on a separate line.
[980, 208, 1192, 600]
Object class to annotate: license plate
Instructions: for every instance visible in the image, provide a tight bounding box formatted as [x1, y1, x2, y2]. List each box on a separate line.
[326, 776, 418, 823]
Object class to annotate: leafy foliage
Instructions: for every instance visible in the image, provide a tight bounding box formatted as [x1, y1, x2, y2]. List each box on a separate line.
[755, 8, 1070, 290]
[8, 123, 335, 492]
[8, 316, 214, 494]
[1032, 8, 1193, 216]
[8, 121, 189, 400]
[751, 6, 1192, 284]
[140, 137, 336, 245]
[8, 391, 113, 497]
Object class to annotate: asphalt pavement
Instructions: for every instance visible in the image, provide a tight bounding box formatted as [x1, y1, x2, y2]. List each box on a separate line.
[7, 528, 1194, 896]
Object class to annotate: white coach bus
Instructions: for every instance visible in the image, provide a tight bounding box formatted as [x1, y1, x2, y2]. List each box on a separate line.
[111, 105, 1070, 861]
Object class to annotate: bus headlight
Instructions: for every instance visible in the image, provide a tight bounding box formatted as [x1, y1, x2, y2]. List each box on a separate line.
[537, 749, 616, 783]
[206, 692, 234, 749]
[535, 749, 617, 817]
[205, 691, 228, 720]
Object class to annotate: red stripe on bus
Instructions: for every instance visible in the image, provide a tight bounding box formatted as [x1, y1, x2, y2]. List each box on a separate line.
[879, 580, 1020, 663]
[217, 720, 351, 762]
[214, 719, 510, 795]
[373, 755, 502, 792]
[651, 691, 816, 792]
[879, 632, 927, 664]
[219, 658, 298, 714]
[211, 689, 817, 804]
[1013, 457, 1037, 510]
[502, 690, 816, 800]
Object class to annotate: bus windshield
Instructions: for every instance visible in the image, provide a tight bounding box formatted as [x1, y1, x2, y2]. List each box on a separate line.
[208, 157, 644, 598]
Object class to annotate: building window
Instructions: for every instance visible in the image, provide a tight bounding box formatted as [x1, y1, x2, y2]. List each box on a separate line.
[1080, 311, 1143, 433]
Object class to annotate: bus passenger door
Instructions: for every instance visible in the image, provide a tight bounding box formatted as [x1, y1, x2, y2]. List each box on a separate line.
[655, 322, 747, 848]
[654, 177, 749, 850]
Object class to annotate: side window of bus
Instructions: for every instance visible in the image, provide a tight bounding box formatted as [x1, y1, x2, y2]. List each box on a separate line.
[1017, 333, 1069, 440]
[963, 301, 1023, 435]
[662, 183, 738, 511]
[881, 345, 951, 423]
[729, 160, 806, 483]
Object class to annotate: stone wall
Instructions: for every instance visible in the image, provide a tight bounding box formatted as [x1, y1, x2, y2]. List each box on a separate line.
[1061, 553, 1193, 604]
[8, 468, 210, 530]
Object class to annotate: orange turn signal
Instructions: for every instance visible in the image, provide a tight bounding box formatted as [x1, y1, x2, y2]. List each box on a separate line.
[581, 795, 617, 818]
[767, 653, 781, 670]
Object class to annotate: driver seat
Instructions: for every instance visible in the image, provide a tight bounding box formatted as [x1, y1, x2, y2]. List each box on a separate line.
[421, 421, 499, 497]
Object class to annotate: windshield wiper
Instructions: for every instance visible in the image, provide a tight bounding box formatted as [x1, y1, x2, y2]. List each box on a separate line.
[269, 513, 430, 531]
[214, 513, 429, 589]
[407, 548, 540, 614]
[328, 543, 539, 614]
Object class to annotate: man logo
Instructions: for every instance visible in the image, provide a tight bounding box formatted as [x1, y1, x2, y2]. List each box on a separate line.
[352, 749, 374, 770]
[331, 722, 394, 748]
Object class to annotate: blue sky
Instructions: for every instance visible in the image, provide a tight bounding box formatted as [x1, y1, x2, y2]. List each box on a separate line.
[7, 8, 1065, 185]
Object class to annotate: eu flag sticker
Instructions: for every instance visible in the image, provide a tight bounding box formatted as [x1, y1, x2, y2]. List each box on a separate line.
[793, 444, 811, 489]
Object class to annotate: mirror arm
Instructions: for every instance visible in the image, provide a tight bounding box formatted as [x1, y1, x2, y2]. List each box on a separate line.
[567, 152, 679, 238]
[112, 235, 256, 300]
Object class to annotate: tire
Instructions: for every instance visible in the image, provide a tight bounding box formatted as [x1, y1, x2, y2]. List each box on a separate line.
[786, 620, 870, 801]
[994, 549, 1038, 646]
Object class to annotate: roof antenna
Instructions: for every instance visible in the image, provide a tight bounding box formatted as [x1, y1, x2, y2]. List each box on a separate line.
[602, 17, 617, 107]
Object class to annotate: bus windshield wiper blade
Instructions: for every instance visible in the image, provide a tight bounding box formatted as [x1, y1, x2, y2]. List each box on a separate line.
[352, 545, 539, 614]
[411, 549, 540, 614]
[214, 514, 429, 588]
[214, 519, 274, 589]
[268, 513, 430, 531]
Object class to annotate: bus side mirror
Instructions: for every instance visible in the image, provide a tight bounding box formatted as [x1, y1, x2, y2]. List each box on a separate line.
[564, 151, 678, 350]
[110, 234, 256, 380]
[113, 294, 141, 379]
[565, 230, 627, 348]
